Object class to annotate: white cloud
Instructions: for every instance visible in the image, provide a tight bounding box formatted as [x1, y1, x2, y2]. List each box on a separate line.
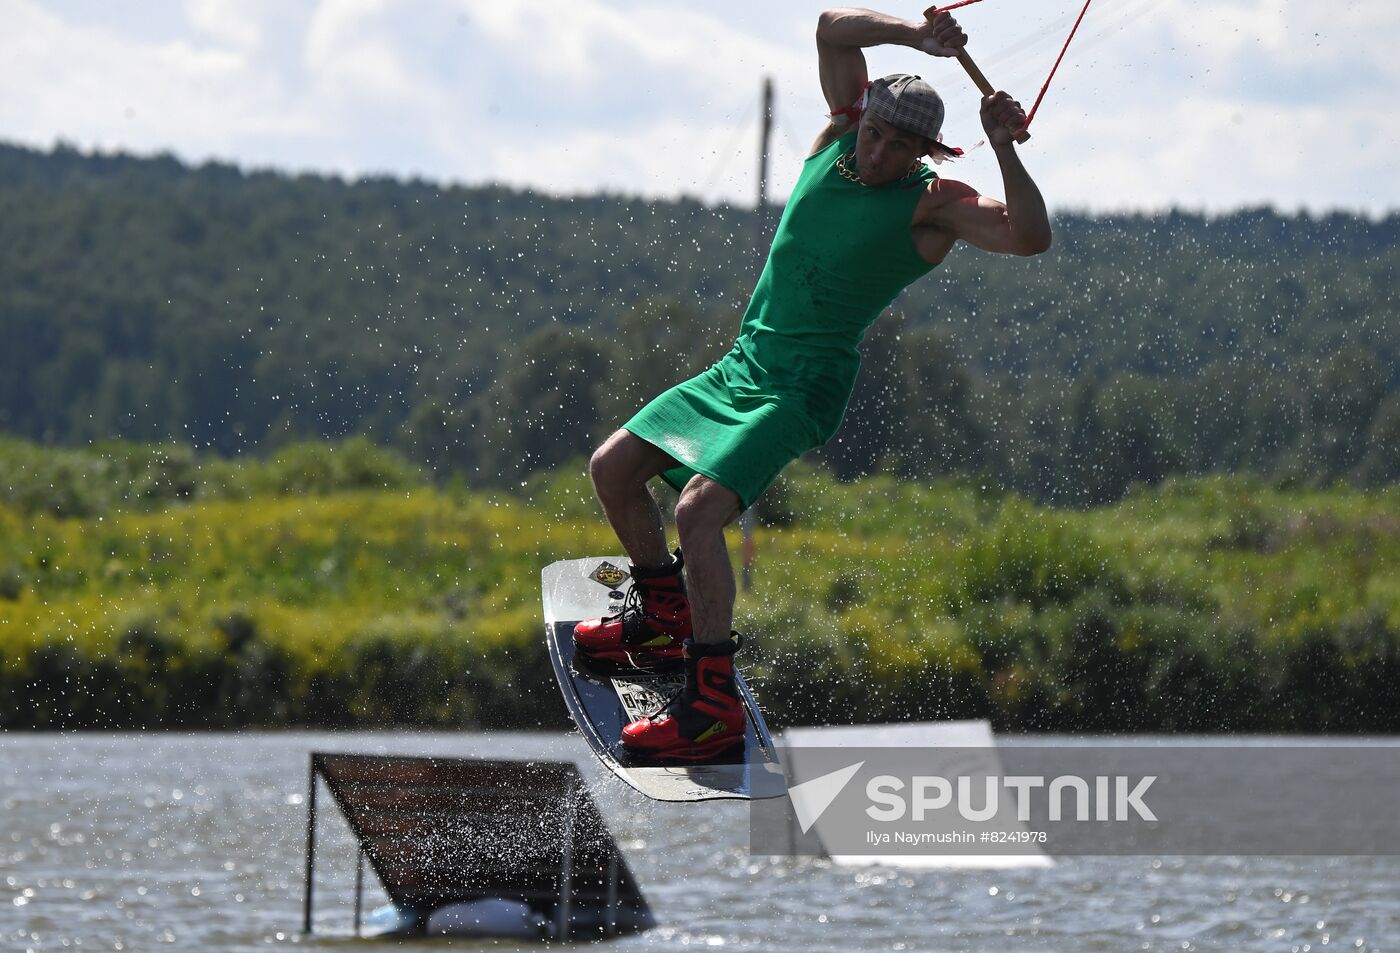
[186, 0, 262, 52]
[304, 0, 413, 100]
[0, 0, 1394, 212]
[0, 1, 261, 151]
[466, 0, 806, 93]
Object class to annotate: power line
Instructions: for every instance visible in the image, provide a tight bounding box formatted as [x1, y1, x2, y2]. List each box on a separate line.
[700, 98, 758, 200]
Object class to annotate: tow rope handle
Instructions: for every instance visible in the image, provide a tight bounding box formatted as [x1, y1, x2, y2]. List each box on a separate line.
[927, 0, 1097, 142]
[924, 3, 1031, 143]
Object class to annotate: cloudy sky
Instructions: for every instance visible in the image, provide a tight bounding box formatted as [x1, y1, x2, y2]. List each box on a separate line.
[1, 0, 1395, 213]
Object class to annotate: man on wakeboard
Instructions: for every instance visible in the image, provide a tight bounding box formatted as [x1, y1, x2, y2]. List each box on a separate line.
[574, 7, 1052, 761]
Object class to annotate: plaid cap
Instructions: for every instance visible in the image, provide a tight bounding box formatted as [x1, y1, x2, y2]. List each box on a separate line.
[866, 73, 946, 142]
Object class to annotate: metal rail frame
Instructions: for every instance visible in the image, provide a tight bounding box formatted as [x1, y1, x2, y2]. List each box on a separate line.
[301, 753, 640, 939]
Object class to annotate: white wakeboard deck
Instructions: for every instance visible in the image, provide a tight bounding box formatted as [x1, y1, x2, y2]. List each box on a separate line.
[542, 557, 785, 803]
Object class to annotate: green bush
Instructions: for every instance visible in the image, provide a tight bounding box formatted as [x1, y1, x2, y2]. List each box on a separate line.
[0, 435, 424, 518]
[1, 444, 1397, 731]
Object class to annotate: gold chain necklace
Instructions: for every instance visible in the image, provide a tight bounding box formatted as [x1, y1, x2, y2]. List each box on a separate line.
[836, 149, 925, 187]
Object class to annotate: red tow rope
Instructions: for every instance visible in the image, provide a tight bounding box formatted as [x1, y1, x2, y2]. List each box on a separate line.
[928, 0, 1094, 132]
[1024, 0, 1094, 129]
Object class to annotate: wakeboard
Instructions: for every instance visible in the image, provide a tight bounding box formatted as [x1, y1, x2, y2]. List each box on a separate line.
[542, 556, 785, 802]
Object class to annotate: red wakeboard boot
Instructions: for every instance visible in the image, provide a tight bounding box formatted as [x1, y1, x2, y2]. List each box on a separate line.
[573, 550, 691, 672]
[620, 635, 745, 763]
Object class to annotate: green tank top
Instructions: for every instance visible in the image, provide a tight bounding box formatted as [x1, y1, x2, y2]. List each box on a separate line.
[732, 130, 938, 439]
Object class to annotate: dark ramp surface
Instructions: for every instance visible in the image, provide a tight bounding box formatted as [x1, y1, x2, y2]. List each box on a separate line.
[308, 752, 652, 939]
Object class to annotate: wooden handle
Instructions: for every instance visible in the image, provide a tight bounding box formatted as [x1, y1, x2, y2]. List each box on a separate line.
[955, 49, 995, 97]
[925, 6, 1031, 144]
[955, 50, 1031, 143]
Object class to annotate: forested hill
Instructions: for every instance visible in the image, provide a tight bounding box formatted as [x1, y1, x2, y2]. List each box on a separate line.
[2, 140, 1397, 505]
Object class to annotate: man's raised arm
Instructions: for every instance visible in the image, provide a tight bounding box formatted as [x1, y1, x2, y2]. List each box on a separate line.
[816, 9, 966, 124]
[916, 92, 1052, 258]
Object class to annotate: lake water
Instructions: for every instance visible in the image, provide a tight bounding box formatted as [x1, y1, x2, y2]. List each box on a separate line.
[3, 731, 1397, 952]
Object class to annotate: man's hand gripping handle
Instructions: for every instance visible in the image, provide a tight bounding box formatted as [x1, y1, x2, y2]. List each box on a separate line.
[923, 6, 1031, 144]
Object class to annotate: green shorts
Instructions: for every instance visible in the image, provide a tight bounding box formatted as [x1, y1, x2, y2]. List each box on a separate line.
[623, 351, 825, 509]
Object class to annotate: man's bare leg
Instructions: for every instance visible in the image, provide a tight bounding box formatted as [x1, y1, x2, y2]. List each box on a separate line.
[673, 475, 744, 645]
[617, 473, 746, 758]
[589, 429, 677, 568]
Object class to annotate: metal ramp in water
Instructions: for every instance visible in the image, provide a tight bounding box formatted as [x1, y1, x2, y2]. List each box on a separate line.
[302, 752, 654, 940]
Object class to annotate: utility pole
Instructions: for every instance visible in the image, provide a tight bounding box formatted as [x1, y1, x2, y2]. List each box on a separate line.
[757, 76, 773, 208]
[741, 75, 773, 593]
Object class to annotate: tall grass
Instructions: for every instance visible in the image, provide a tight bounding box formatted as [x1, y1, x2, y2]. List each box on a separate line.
[1, 439, 1397, 730]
